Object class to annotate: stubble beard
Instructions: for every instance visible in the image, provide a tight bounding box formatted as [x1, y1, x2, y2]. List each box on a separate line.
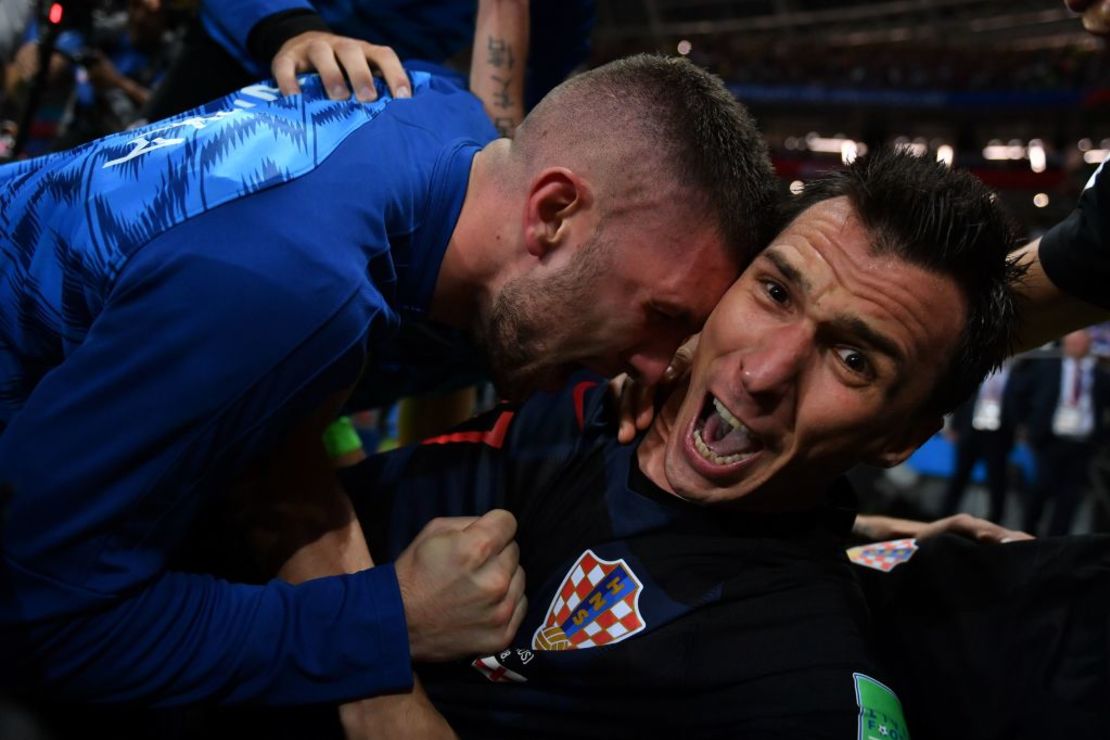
[477, 232, 609, 401]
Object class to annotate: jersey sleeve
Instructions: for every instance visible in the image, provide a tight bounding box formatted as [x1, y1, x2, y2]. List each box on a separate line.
[200, 0, 319, 72]
[0, 199, 410, 704]
[1038, 157, 1110, 310]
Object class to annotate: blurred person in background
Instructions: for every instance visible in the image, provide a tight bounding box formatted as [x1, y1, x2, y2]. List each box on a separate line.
[1020, 329, 1110, 535]
[940, 359, 1025, 524]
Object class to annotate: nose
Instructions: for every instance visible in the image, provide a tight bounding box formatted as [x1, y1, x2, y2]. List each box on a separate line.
[738, 324, 811, 403]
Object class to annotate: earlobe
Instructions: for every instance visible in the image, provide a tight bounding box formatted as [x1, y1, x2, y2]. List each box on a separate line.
[523, 167, 590, 257]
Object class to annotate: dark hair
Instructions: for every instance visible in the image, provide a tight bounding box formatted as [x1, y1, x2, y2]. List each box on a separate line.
[517, 54, 779, 264]
[781, 147, 1024, 415]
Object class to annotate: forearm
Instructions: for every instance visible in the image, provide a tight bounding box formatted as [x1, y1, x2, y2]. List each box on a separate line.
[1012, 238, 1110, 353]
[469, 0, 529, 137]
[269, 408, 453, 738]
[6, 564, 410, 705]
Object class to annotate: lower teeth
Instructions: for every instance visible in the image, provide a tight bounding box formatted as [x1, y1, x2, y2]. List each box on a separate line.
[693, 428, 751, 465]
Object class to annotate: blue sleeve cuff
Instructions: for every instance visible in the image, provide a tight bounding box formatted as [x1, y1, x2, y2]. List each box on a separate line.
[200, 0, 314, 66]
[352, 563, 414, 693]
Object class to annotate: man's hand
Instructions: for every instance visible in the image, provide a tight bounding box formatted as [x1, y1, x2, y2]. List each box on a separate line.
[272, 31, 411, 102]
[853, 513, 1034, 544]
[1066, 0, 1110, 34]
[395, 510, 527, 662]
[615, 334, 699, 444]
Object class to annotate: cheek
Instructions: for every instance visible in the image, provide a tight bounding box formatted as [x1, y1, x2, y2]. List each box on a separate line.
[794, 375, 874, 450]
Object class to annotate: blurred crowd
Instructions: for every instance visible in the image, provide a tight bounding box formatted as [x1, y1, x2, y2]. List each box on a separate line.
[0, 0, 192, 159]
[859, 325, 1110, 538]
[599, 35, 1110, 94]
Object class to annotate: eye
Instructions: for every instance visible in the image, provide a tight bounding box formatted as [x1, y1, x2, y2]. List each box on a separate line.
[762, 280, 789, 305]
[835, 346, 873, 377]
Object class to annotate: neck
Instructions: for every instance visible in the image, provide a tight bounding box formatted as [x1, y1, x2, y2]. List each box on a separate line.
[428, 140, 516, 334]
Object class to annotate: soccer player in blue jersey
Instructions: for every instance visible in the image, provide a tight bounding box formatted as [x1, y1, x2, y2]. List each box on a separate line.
[0, 55, 777, 705]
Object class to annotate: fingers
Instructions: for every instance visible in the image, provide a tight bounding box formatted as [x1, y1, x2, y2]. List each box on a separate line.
[272, 54, 300, 96]
[923, 513, 1036, 544]
[633, 380, 655, 433]
[306, 40, 350, 100]
[362, 42, 410, 99]
[412, 516, 481, 546]
[666, 335, 698, 382]
[504, 587, 528, 643]
[1082, 3, 1110, 34]
[335, 41, 379, 102]
[615, 375, 637, 445]
[463, 509, 518, 555]
[271, 32, 413, 101]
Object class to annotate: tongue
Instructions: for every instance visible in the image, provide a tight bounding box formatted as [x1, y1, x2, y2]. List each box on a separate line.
[702, 412, 758, 457]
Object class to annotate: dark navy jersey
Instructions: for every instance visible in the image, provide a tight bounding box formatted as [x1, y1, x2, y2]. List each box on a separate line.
[0, 71, 496, 705]
[858, 534, 1110, 740]
[343, 377, 909, 739]
[1040, 157, 1110, 311]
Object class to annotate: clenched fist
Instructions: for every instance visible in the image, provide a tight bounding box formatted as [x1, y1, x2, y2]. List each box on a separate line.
[395, 509, 527, 662]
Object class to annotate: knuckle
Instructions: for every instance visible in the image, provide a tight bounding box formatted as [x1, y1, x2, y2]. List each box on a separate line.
[485, 570, 511, 599]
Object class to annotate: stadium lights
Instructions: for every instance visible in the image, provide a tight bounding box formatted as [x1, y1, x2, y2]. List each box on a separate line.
[789, 180, 805, 194]
[1033, 193, 1050, 208]
[805, 133, 868, 158]
[1028, 140, 1046, 173]
[892, 137, 927, 157]
[1084, 149, 1109, 164]
[677, 40, 692, 55]
[936, 145, 954, 167]
[982, 139, 1026, 160]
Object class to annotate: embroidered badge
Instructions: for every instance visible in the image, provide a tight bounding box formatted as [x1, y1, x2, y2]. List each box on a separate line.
[854, 673, 911, 740]
[847, 538, 919, 573]
[532, 549, 645, 651]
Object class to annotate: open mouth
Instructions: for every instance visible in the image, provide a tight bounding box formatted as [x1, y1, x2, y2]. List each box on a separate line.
[691, 394, 765, 466]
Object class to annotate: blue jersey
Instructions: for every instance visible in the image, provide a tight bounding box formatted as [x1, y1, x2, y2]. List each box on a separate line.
[0, 71, 497, 704]
[343, 379, 907, 738]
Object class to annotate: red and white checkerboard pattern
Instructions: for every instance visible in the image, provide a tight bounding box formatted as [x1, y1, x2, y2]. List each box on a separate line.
[846, 538, 919, 573]
[533, 549, 645, 650]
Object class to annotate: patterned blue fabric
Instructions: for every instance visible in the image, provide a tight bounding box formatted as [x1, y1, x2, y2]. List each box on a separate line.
[0, 69, 498, 704]
[0, 72, 431, 426]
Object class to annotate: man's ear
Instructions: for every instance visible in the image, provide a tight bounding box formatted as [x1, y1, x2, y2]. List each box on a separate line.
[869, 413, 943, 469]
[523, 167, 591, 258]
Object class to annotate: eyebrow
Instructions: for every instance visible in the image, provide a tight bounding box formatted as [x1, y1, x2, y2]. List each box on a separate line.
[761, 248, 904, 369]
[829, 315, 905, 370]
[763, 248, 813, 294]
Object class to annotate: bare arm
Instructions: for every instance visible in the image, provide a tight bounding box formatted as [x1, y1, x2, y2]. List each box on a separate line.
[852, 513, 1033, 544]
[1011, 238, 1110, 353]
[469, 0, 529, 138]
[258, 395, 457, 740]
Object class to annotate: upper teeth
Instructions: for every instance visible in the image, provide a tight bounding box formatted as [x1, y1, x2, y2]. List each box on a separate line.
[713, 397, 742, 432]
